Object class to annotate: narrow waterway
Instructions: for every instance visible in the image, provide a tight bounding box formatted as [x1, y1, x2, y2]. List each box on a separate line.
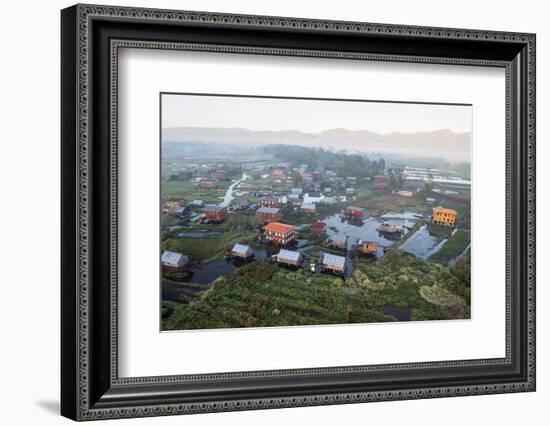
[322, 213, 415, 257]
[399, 224, 447, 260]
[218, 173, 249, 207]
[448, 243, 471, 267]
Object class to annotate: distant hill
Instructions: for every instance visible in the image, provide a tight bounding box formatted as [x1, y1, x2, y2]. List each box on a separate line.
[162, 127, 471, 162]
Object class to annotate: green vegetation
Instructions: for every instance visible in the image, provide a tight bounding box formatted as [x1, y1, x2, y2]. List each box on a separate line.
[427, 223, 455, 239]
[451, 250, 471, 287]
[161, 179, 228, 203]
[160, 144, 472, 331]
[161, 212, 182, 227]
[163, 262, 396, 330]
[162, 248, 470, 330]
[428, 229, 471, 265]
[361, 193, 429, 216]
[163, 231, 256, 263]
[352, 249, 469, 321]
[263, 145, 384, 178]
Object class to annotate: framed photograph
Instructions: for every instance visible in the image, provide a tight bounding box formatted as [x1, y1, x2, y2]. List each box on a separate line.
[61, 4, 536, 421]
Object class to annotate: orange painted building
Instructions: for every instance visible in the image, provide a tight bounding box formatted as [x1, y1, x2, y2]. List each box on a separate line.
[262, 222, 296, 246]
[432, 206, 458, 226]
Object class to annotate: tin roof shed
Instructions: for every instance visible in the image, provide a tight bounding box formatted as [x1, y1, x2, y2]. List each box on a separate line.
[277, 249, 302, 263]
[231, 243, 254, 258]
[320, 253, 346, 270]
[161, 251, 189, 268]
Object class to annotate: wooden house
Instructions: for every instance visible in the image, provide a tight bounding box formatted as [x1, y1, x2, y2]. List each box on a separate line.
[259, 196, 279, 208]
[287, 193, 302, 206]
[203, 206, 228, 223]
[377, 223, 403, 239]
[310, 221, 326, 233]
[319, 253, 346, 276]
[328, 237, 347, 250]
[171, 206, 190, 219]
[271, 169, 286, 180]
[374, 182, 388, 191]
[198, 180, 215, 189]
[300, 203, 316, 214]
[359, 241, 378, 256]
[161, 250, 189, 271]
[255, 207, 282, 223]
[396, 189, 414, 197]
[162, 199, 184, 213]
[275, 249, 302, 267]
[214, 171, 229, 181]
[345, 206, 364, 219]
[231, 243, 254, 260]
[262, 222, 296, 246]
[231, 199, 250, 211]
[227, 163, 242, 174]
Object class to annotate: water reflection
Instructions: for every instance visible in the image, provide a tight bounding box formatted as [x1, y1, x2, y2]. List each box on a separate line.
[322, 213, 413, 255]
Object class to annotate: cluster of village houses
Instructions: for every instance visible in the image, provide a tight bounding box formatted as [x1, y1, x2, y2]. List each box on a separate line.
[162, 162, 458, 277]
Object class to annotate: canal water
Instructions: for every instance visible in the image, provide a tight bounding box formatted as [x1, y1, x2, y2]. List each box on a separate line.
[381, 304, 412, 321]
[399, 224, 447, 260]
[177, 231, 223, 238]
[218, 173, 250, 207]
[322, 213, 415, 258]
[187, 249, 267, 284]
[163, 249, 268, 303]
[447, 243, 471, 267]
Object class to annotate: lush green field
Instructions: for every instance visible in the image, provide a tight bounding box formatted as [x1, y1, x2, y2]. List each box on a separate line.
[353, 249, 469, 321]
[359, 192, 430, 216]
[161, 179, 228, 203]
[428, 229, 471, 265]
[163, 262, 396, 330]
[162, 248, 470, 330]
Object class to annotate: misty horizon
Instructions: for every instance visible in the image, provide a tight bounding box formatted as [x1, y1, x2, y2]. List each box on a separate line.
[162, 126, 472, 163]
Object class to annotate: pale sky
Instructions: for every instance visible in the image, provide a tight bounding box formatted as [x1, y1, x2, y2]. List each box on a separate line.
[161, 93, 472, 135]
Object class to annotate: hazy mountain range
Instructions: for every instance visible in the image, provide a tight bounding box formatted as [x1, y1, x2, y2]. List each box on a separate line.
[162, 127, 471, 162]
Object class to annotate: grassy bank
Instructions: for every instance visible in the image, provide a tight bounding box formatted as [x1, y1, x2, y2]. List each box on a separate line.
[162, 231, 256, 263]
[360, 192, 429, 216]
[428, 229, 470, 265]
[161, 179, 228, 204]
[163, 262, 396, 330]
[162, 248, 470, 330]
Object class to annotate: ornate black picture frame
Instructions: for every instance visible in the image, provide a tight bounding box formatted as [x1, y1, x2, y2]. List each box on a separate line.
[61, 4, 536, 421]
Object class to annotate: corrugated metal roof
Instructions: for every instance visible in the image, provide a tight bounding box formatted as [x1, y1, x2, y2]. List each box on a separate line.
[320, 253, 346, 269]
[161, 250, 189, 267]
[256, 207, 280, 214]
[301, 203, 316, 210]
[232, 243, 253, 256]
[277, 249, 301, 263]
